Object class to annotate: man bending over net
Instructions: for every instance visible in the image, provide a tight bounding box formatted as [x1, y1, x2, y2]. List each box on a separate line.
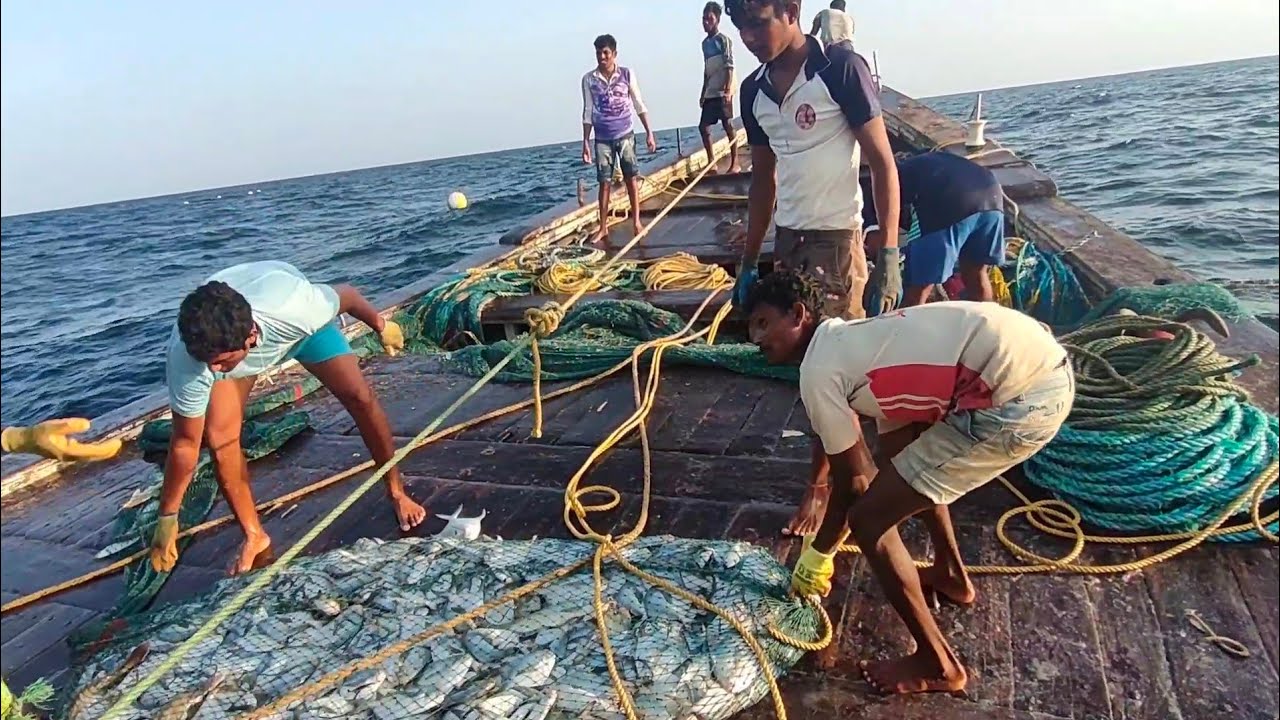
[744, 269, 1073, 694]
[150, 261, 426, 575]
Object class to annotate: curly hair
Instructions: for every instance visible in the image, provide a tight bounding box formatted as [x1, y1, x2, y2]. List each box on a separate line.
[743, 269, 826, 320]
[177, 281, 254, 362]
[725, 0, 789, 20]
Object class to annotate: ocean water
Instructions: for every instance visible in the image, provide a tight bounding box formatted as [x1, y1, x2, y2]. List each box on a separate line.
[1, 57, 1276, 429]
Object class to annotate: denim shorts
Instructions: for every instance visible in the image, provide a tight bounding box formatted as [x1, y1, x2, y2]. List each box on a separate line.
[595, 135, 638, 185]
[893, 359, 1074, 505]
[903, 210, 1006, 287]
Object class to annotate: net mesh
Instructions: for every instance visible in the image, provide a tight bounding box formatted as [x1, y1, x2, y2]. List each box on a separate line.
[63, 536, 821, 720]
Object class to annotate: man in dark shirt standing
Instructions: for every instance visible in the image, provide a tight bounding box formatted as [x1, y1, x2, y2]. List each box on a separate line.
[870, 151, 1006, 306]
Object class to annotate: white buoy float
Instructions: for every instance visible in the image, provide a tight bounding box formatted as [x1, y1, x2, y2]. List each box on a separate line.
[447, 191, 468, 210]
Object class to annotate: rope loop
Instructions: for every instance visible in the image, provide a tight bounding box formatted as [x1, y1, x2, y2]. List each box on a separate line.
[524, 301, 565, 339]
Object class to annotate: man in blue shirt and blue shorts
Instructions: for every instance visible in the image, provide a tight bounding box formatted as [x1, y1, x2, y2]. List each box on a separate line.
[869, 151, 1007, 307]
[148, 261, 427, 575]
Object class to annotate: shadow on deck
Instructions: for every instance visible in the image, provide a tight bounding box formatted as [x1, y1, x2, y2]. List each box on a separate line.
[3, 352, 1277, 720]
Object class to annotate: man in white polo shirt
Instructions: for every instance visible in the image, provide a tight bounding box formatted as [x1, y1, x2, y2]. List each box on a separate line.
[744, 269, 1073, 695]
[726, 0, 903, 538]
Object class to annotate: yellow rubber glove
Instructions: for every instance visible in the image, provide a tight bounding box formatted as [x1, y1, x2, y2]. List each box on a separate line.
[791, 536, 837, 598]
[2, 678, 12, 719]
[0, 418, 122, 461]
[379, 320, 405, 357]
[150, 514, 180, 573]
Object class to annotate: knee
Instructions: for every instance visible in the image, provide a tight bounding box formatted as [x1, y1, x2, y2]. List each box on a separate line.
[205, 428, 242, 464]
[849, 507, 887, 552]
[331, 382, 376, 413]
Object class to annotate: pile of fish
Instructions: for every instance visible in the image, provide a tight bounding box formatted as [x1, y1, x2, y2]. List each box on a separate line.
[64, 535, 820, 720]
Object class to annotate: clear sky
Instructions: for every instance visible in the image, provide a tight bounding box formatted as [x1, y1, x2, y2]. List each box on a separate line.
[2, 0, 1277, 216]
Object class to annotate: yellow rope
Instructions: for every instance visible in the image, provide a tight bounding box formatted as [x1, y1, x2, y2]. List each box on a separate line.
[642, 251, 733, 291]
[990, 265, 1012, 307]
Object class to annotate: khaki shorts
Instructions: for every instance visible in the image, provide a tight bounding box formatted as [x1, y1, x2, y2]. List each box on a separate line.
[774, 226, 868, 320]
[892, 361, 1075, 505]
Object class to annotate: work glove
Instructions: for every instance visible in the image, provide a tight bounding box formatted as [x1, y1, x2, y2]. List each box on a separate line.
[379, 319, 405, 357]
[733, 263, 760, 309]
[790, 535, 837, 598]
[869, 246, 903, 315]
[0, 418, 122, 462]
[150, 514, 180, 573]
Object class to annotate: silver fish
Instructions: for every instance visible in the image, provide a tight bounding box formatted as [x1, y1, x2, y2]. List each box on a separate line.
[416, 650, 476, 709]
[509, 688, 558, 720]
[154, 671, 224, 720]
[462, 627, 520, 663]
[503, 649, 556, 688]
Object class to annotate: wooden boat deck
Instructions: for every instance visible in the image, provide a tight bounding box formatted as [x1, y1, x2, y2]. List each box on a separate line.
[3, 86, 1277, 720]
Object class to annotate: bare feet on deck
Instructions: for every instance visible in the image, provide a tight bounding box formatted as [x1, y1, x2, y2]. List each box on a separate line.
[587, 229, 607, 246]
[391, 492, 427, 532]
[782, 483, 830, 536]
[631, 217, 644, 238]
[919, 564, 977, 607]
[726, 158, 741, 174]
[228, 530, 273, 576]
[860, 650, 967, 695]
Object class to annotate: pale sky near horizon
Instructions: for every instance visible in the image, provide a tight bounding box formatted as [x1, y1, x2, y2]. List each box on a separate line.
[2, 0, 1277, 216]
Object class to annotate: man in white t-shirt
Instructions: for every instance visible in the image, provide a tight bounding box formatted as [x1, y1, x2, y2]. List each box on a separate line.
[810, 0, 855, 49]
[743, 269, 1073, 695]
[149, 261, 427, 575]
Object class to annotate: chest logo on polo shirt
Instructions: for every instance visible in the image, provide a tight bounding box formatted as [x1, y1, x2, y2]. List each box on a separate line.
[794, 103, 816, 130]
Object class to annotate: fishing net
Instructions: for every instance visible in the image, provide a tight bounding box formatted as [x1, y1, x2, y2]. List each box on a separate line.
[62, 535, 823, 720]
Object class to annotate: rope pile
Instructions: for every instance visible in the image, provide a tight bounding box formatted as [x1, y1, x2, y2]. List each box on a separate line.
[1024, 313, 1278, 541]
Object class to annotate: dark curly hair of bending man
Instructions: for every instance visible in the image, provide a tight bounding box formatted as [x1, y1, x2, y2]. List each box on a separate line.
[177, 281, 254, 362]
[742, 269, 827, 321]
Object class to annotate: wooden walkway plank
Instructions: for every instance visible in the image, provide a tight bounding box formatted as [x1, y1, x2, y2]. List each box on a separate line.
[1144, 548, 1280, 720]
[670, 374, 770, 455]
[724, 382, 801, 458]
[1229, 546, 1280, 675]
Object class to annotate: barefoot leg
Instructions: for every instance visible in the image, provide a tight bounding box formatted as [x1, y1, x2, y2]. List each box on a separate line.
[920, 504, 976, 606]
[303, 355, 427, 532]
[699, 124, 718, 174]
[959, 260, 994, 303]
[625, 176, 643, 237]
[205, 377, 273, 576]
[848, 462, 967, 695]
[588, 182, 611, 245]
[720, 117, 740, 173]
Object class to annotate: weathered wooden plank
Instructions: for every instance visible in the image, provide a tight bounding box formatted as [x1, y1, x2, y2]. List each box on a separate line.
[553, 376, 645, 448]
[1145, 547, 1280, 719]
[672, 374, 771, 455]
[725, 382, 802, 458]
[2, 607, 97, 691]
[646, 371, 735, 453]
[1229, 546, 1280, 674]
[1004, 528, 1112, 719]
[0, 536, 121, 613]
[1078, 546, 1183, 720]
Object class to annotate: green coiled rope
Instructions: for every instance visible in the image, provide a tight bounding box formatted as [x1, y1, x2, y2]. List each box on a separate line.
[1024, 313, 1278, 542]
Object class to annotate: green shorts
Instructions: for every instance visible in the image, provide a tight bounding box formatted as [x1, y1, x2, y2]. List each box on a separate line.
[285, 321, 353, 365]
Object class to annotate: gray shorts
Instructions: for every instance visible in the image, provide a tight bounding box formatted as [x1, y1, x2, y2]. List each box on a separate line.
[892, 360, 1074, 505]
[595, 136, 638, 185]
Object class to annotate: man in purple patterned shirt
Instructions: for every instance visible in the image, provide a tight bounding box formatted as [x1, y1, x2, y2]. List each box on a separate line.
[581, 34, 657, 245]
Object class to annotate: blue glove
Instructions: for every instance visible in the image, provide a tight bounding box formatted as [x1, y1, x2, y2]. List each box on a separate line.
[869, 247, 902, 315]
[734, 265, 759, 308]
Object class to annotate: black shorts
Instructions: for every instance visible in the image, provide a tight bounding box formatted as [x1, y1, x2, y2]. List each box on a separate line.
[699, 96, 733, 127]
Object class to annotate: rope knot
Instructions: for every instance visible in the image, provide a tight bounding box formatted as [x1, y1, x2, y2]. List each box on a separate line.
[525, 302, 564, 339]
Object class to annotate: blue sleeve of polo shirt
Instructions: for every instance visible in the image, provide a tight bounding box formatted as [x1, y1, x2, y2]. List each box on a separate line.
[820, 45, 881, 130]
[739, 71, 769, 147]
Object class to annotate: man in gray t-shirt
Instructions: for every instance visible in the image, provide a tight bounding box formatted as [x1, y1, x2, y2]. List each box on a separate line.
[698, 2, 741, 174]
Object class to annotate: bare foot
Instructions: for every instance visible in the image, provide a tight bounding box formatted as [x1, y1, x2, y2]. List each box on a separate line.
[391, 493, 427, 532]
[586, 229, 607, 246]
[782, 483, 830, 536]
[919, 564, 977, 607]
[726, 161, 741, 174]
[228, 531, 272, 576]
[631, 218, 644, 238]
[860, 651, 967, 695]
